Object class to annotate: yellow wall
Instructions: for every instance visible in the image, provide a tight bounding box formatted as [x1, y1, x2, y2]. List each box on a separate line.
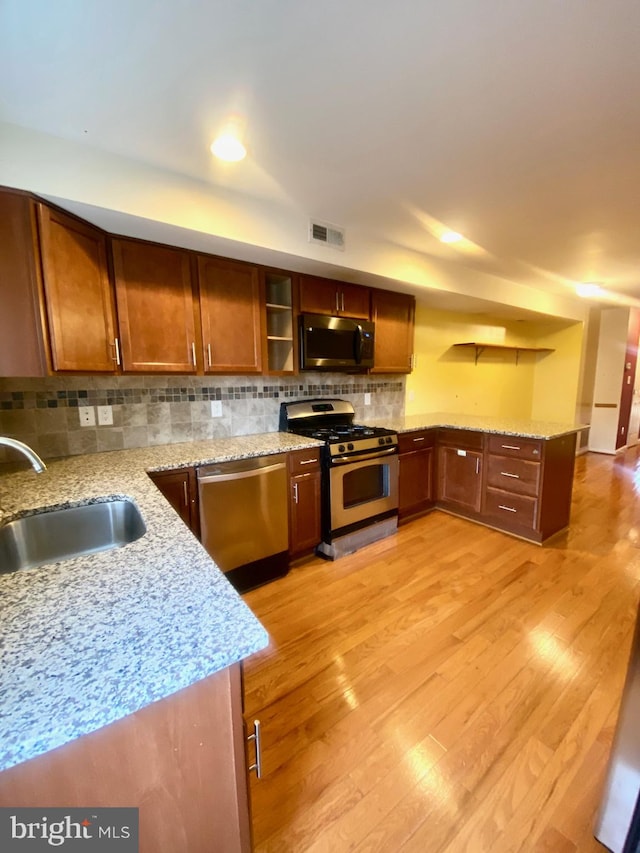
[406, 303, 584, 422]
[529, 321, 584, 423]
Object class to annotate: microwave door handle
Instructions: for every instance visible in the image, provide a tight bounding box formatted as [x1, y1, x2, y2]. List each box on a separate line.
[354, 324, 364, 364]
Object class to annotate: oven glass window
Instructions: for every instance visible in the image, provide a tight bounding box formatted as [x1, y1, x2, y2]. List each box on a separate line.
[343, 464, 385, 508]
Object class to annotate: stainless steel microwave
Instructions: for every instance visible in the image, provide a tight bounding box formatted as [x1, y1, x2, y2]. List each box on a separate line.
[299, 314, 375, 371]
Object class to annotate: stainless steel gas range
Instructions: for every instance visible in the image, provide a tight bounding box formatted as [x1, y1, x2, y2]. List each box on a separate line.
[280, 399, 399, 559]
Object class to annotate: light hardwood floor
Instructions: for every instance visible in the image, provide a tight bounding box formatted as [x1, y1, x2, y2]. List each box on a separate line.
[243, 448, 640, 852]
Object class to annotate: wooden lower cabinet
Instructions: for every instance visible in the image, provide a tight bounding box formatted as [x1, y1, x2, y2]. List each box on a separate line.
[437, 430, 484, 515]
[398, 430, 435, 521]
[288, 448, 322, 557]
[482, 431, 576, 543]
[433, 428, 577, 544]
[148, 467, 200, 538]
[0, 664, 253, 853]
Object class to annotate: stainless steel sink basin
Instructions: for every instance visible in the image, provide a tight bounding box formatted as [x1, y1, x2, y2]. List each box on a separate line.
[0, 499, 146, 574]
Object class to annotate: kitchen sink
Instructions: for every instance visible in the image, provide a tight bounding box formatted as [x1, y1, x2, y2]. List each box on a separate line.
[0, 499, 146, 574]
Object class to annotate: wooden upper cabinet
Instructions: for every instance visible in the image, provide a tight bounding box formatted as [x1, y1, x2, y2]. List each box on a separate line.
[299, 275, 370, 319]
[112, 239, 198, 373]
[37, 205, 118, 373]
[0, 190, 48, 376]
[371, 289, 415, 374]
[197, 256, 263, 374]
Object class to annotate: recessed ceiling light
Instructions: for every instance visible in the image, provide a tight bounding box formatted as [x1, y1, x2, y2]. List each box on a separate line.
[576, 282, 604, 298]
[440, 231, 463, 244]
[210, 133, 247, 162]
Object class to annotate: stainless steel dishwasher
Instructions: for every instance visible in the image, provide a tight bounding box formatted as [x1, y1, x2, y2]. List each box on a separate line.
[197, 454, 289, 592]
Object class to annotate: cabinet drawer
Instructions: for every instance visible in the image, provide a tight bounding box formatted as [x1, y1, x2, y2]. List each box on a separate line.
[288, 448, 321, 474]
[487, 434, 542, 461]
[484, 488, 537, 529]
[398, 430, 435, 453]
[486, 454, 541, 497]
[437, 428, 483, 451]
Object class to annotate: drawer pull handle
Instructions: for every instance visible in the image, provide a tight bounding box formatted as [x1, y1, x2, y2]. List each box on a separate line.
[299, 458, 317, 465]
[501, 444, 521, 450]
[498, 504, 517, 513]
[248, 719, 262, 779]
[413, 437, 425, 442]
[500, 472, 520, 479]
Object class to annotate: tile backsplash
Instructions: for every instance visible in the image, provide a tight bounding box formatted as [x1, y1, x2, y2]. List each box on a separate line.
[0, 374, 405, 461]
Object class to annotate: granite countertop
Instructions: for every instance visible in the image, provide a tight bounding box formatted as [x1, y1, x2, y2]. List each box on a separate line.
[0, 432, 322, 772]
[371, 412, 587, 440]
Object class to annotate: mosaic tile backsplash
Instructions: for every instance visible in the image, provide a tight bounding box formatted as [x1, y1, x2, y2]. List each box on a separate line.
[0, 374, 405, 461]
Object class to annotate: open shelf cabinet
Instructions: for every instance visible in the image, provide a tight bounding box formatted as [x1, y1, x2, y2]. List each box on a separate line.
[264, 272, 295, 374]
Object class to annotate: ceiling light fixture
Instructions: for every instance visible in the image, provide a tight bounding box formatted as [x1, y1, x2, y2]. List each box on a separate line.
[440, 231, 463, 244]
[576, 282, 604, 298]
[210, 133, 246, 162]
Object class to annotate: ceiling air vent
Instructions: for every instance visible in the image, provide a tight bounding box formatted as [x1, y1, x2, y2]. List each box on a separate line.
[309, 219, 345, 251]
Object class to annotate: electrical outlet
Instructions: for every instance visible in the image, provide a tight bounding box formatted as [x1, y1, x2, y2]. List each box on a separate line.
[210, 400, 223, 417]
[364, 392, 371, 405]
[97, 405, 113, 426]
[78, 406, 96, 427]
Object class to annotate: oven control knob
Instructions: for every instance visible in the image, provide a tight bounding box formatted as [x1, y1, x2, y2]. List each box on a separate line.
[338, 444, 346, 453]
[347, 443, 354, 451]
[386, 436, 393, 444]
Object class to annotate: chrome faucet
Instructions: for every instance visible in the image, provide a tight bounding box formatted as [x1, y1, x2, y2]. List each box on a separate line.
[0, 437, 47, 473]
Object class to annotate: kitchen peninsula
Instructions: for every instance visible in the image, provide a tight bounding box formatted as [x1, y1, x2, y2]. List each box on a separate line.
[386, 413, 584, 544]
[0, 432, 320, 853]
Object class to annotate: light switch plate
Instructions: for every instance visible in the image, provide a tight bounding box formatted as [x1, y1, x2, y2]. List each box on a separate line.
[364, 392, 371, 405]
[78, 406, 96, 427]
[210, 400, 223, 417]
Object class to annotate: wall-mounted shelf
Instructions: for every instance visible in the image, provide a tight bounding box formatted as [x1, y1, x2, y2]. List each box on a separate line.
[453, 342, 555, 366]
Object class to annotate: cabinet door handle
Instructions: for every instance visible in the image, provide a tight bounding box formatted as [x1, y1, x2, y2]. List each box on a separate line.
[501, 444, 520, 451]
[341, 292, 345, 312]
[191, 342, 197, 367]
[475, 458, 480, 475]
[207, 343, 212, 368]
[293, 482, 299, 503]
[498, 504, 517, 513]
[182, 481, 188, 507]
[247, 719, 262, 779]
[335, 291, 340, 313]
[500, 471, 520, 479]
[112, 338, 121, 366]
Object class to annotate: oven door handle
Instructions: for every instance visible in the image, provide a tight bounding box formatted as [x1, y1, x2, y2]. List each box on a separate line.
[331, 446, 398, 465]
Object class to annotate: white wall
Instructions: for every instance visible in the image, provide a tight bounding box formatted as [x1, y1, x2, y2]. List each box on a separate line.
[588, 307, 629, 454]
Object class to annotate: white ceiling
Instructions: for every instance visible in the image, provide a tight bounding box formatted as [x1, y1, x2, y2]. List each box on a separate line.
[1, 0, 640, 312]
